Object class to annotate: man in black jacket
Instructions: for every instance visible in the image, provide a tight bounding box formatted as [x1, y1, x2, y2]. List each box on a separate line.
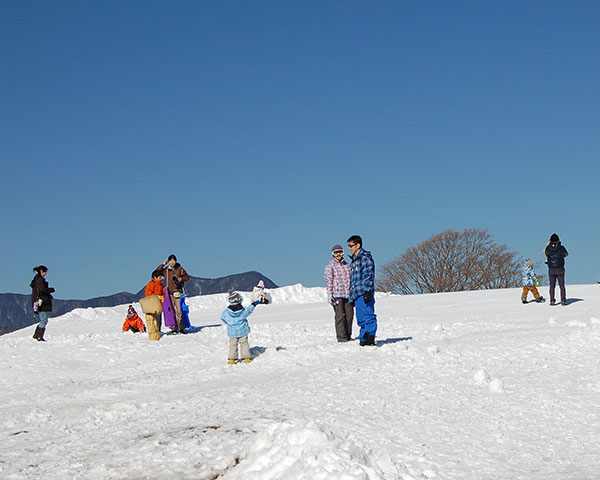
[544, 233, 569, 306]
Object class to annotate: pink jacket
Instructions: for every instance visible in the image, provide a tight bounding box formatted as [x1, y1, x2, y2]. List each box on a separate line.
[324, 257, 351, 299]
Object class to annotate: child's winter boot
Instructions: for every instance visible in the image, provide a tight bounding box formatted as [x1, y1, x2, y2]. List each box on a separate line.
[243, 358, 253, 364]
[521, 298, 528, 304]
[536, 296, 545, 303]
[227, 359, 236, 365]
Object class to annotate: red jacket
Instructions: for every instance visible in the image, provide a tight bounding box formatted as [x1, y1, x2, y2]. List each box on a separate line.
[123, 314, 146, 332]
[145, 278, 165, 298]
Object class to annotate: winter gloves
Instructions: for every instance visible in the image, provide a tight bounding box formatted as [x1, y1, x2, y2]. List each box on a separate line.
[363, 291, 373, 304]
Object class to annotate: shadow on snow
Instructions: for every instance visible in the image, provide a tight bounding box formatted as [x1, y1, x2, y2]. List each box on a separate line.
[376, 336, 413, 346]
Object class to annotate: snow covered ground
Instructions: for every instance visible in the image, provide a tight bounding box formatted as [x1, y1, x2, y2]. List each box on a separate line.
[1, 284, 599, 479]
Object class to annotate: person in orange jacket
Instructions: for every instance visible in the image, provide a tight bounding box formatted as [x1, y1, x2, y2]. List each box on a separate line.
[144, 270, 165, 335]
[123, 305, 146, 333]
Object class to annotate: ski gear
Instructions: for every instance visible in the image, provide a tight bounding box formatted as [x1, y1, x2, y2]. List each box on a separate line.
[145, 277, 164, 297]
[332, 298, 354, 342]
[349, 249, 375, 303]
[355, 294, 377, 344]
[549, 269, 567, 304]
[522, 263, 538, 287]
[156, 262, 189, 294]
[228, 335, 251, 360]
[123, 313, 146, 333]
[221, 303, 255, 338]
[35, 327, 46, 342]
[228, 290, 243, 305]
[30, 274, 55, 313]
[324, 256, 351, 299]
[544, 241, 568, 269]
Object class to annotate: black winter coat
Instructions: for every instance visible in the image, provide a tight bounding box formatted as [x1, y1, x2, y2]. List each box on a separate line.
[545, 241, 569, 269]
[30, 274, 55, 313]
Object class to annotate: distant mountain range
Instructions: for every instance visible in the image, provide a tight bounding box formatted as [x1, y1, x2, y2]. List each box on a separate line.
[0, 271, 277, 336]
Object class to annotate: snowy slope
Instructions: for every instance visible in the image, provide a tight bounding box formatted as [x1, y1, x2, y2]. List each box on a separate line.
[1, 284, 599, 480]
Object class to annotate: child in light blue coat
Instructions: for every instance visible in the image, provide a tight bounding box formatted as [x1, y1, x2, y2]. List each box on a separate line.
[221, 290, 260, 364]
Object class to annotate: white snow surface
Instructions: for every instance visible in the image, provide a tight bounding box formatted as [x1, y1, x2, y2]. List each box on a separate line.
[2, 283, 600, 479]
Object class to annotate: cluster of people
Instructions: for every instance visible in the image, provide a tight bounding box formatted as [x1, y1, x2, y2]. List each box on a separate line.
[28, 232, 576, 356]
[324, 235, 378, 346]
[521, 233, 569, 306]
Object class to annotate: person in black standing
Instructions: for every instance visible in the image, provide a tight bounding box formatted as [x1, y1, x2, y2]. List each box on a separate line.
[544, 233, 569, 306]
[30, 265, 56, 341]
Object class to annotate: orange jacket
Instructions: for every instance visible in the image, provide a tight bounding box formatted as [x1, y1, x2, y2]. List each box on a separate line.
[145, 278, 164, 298]
[122, 314, 146, 332]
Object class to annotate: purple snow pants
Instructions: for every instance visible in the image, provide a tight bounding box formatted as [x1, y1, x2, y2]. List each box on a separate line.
[548, 268, 567, 303]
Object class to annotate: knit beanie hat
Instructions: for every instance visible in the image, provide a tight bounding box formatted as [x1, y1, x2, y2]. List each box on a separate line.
[228, 290, 243, 305]
[257, 280, 265, 289]
[550, 233, 560, 242]
[127, 305, 137, 318]
[525, 259, 534, 267]
[331, 244, 343, 253]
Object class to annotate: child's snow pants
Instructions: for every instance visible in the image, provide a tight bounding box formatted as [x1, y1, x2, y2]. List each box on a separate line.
[521, 286, 541, 300]
[229, 335, 251, 360]
[146, 313, 161, 340]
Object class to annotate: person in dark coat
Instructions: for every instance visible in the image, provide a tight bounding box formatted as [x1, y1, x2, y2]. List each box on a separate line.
[30, 265, 56, 341]
[543, 233, 569, 306]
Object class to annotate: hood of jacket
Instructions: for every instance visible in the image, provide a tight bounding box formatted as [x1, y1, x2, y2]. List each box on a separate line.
[227, 304, 245, 315]
[30, 274, 41, 289]
[546, 241, 562, 253]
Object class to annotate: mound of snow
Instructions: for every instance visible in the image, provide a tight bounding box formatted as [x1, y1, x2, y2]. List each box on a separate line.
[488, 378, 505, 393]
[473, 369, 490, 386]
[230, 421, 406, 479]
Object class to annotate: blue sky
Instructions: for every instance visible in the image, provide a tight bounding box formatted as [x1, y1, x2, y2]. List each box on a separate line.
[1, 1, 598, 299]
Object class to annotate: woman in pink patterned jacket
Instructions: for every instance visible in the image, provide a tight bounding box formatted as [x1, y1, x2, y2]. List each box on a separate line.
[324, 244, 354, 342]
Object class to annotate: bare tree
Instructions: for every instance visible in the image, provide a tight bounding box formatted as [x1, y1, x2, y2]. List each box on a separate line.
[377, 229, 522, 294]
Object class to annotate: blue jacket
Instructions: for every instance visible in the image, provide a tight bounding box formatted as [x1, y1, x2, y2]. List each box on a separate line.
[545, 241, 568, 269]
[522, 264, 538, 287]
[221, 303, 255, 338]
[349, 249, 375, 303]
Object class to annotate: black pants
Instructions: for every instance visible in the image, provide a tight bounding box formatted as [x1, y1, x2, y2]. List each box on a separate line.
[332, 298, 354, 341]
[548, 268, 567, 302]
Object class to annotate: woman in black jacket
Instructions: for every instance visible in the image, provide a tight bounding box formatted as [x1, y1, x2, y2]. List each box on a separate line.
[30, 265, 56, 341]
[544, 233, 569, 306]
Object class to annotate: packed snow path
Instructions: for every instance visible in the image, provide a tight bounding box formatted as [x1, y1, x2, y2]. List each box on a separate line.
[1, 284, 599, 479]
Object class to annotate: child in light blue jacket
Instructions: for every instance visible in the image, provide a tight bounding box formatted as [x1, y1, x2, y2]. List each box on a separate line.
[521, 259, 544, 304]
[221, 290, 260, 364]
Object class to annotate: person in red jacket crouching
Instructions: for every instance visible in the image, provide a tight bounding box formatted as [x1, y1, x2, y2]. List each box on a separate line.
[122, 305, 146, 333]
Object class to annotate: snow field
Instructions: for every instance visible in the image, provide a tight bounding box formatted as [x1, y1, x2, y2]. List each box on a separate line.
[1, 284, 600, 479]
